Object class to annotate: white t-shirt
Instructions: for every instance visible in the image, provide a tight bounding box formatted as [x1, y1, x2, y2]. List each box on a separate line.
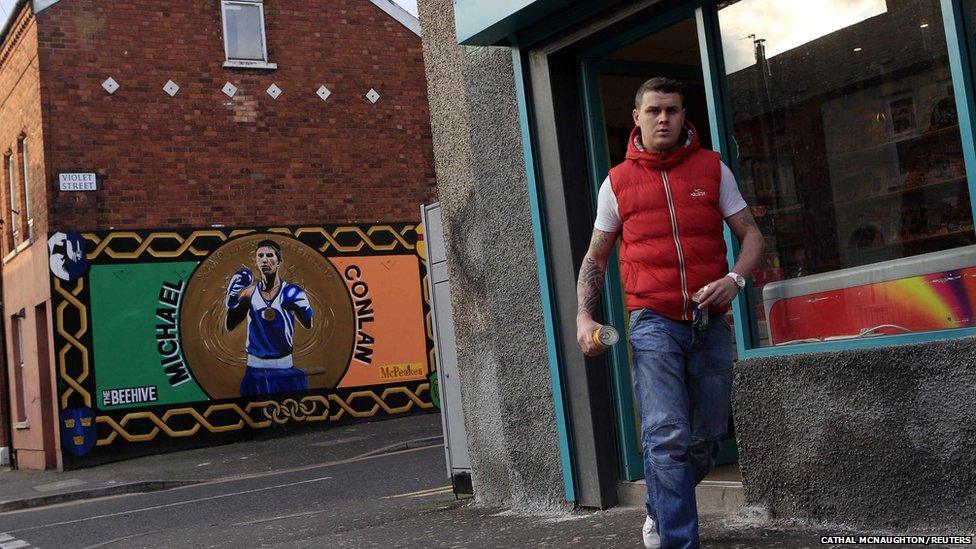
[593, 161, 748, 233]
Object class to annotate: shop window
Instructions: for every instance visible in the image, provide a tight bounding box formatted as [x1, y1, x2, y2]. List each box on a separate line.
[19, 137, 32, 242]
[220, 0, 275, 68]
[5, 152, 17, 247]
[715, 0, 974, 347]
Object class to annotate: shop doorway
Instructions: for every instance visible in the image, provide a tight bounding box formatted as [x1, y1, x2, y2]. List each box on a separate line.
[577, 15, 738, 481]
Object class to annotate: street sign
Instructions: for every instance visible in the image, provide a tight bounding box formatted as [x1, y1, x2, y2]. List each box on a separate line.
[59, 173, 98, 192]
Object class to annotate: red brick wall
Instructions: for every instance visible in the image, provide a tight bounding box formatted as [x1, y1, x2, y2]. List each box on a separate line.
[0, 4, 46, 256]
[35, 0, 437, 231]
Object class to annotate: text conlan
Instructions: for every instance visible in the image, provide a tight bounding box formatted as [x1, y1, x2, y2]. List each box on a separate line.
[345, 265, 375, 364]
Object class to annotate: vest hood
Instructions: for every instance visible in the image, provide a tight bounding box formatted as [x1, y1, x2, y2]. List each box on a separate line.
[625, 120, 702, 170]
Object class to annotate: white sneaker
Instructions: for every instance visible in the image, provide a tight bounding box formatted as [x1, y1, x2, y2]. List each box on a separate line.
[642, 515, 661, 549]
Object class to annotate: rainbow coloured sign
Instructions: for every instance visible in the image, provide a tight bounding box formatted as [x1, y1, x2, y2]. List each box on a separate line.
[767, 267, 976, 344]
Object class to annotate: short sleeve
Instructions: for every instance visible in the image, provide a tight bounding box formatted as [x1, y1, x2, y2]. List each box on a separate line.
[719, 162, 748, 217]
[594, 176, 622, 233]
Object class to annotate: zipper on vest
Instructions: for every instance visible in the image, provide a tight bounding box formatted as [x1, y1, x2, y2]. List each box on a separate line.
[661, 169, 690, 320]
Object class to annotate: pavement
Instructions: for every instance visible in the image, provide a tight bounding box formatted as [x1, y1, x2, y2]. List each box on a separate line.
[1, 412, 968, 547]
[367, 501, 975, 549]
[0, 412, 444, 512]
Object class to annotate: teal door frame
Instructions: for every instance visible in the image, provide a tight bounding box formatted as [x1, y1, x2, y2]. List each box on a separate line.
[577, 3, 743, 481]
[510, 40, 578, 502]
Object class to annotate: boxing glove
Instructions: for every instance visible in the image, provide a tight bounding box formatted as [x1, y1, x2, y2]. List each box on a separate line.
[226, 268, 254, 308]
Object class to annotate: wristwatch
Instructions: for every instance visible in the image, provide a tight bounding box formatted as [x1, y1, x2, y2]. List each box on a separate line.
[726, 272, 746, 290]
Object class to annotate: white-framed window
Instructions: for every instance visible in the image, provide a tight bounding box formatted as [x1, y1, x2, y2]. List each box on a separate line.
[19, 137, 32, 242]
[5, 152, 17, 245]
[220, 0, 276, 69]
[11, 312, 27, 424]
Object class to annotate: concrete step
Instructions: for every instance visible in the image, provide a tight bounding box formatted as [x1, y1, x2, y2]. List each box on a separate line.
[617, 478, 745, 516]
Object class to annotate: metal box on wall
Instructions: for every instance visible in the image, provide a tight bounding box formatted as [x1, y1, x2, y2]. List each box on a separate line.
[422, 203, 471, 494]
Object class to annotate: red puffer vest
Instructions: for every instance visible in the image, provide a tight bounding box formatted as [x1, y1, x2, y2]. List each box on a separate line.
[609, 122, 729, 321]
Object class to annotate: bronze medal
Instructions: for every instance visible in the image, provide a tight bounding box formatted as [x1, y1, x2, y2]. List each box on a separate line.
[261, 308, 277, 321]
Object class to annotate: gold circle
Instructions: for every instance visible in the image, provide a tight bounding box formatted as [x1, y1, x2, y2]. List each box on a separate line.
[179, 234, 354, 398]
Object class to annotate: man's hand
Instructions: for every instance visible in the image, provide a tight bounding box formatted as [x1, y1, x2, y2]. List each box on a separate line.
[577, 314, 604, 356]
[695, 206, 765, 311]
[696, 276, 739, 310]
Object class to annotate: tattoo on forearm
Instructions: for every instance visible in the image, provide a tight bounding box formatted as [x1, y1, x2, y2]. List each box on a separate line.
[736, 213, 756, 228]
[577, 231, 615, 316]
[577, 257, 606, 316]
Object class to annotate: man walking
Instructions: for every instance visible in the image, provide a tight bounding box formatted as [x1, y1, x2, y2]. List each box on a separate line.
[575, 78, 764, 548]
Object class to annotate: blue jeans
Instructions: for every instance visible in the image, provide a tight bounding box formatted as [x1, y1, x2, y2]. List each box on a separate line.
[629, 308, 734, 549]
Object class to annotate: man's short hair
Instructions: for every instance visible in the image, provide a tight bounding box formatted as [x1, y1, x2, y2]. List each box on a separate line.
[634, 77, 685, 110]
[255, 239, 282, 261]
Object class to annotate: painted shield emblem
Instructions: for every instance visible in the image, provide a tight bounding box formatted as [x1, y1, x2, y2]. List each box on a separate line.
[48, 232, 89, 281]
[428, 371, 440, 409]
[60, 408, 97, 457]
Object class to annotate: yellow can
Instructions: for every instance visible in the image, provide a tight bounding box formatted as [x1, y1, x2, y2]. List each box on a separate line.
[592, 325, 620, 349]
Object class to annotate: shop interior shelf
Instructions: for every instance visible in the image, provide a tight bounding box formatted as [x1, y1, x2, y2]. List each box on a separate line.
[830, 124, 961, 159]
[768, 203, 805, 215]
[835, 175, 967, 208]
[852, 225, 975, 251]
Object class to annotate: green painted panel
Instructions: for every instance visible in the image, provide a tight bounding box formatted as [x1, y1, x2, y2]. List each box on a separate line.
[454, 0, 577, 45]
[90, 262, 209, 410]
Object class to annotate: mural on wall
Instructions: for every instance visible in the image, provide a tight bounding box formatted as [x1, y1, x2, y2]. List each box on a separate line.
[49, 224, 435, 467]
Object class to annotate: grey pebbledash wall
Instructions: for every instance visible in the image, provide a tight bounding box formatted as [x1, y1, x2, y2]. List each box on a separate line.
[417, 0, 568, 511]
[733, 338, 976, 529]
